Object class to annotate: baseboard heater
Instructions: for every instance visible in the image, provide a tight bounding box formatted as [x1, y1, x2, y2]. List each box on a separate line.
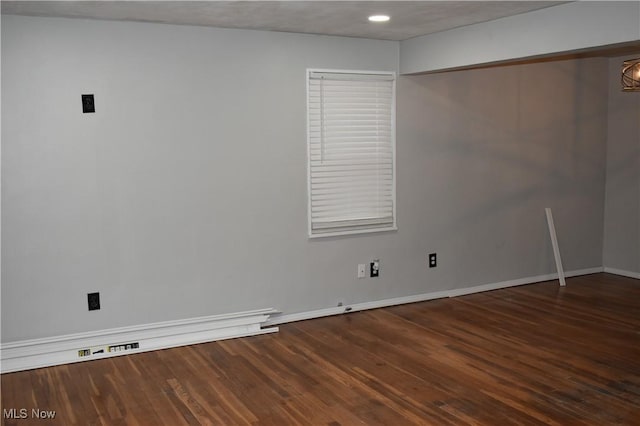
[0, 308, 279, 373]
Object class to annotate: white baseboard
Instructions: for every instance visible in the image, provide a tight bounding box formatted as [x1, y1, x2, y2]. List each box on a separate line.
[266, 267, 604, 326]
[0, 308, 279, 374]
[267, 289, 452, 326]
[2, 267, 611, 373]
[603, 267, 640, 280]
[448, 267, 603, 297]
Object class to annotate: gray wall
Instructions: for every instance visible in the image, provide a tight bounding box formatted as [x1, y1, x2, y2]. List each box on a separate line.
[1, 15, 400, 341]
[603, 54, 640, 274]
[397, 58, 608, 289]
[2, 15, 610, 343]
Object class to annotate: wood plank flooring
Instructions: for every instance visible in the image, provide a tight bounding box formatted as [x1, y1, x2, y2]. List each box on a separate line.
[2, 273, 639, 425]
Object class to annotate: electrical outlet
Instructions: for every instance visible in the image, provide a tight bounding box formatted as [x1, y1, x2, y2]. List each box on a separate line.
[82, 94, 95, 113]
[370, 260, 380, 277]
[429, 253, 437, 268]
[87, 292, 100, 311]
[357, 264, 366, 278]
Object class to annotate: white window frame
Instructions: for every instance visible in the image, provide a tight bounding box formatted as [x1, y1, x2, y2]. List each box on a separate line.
[306, 68, 397, 238]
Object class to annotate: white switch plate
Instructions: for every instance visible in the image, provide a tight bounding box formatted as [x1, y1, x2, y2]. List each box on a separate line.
[357, 264, 366, 278]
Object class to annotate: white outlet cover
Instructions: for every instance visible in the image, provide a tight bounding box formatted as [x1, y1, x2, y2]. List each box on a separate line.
[357, 264, 366, 278]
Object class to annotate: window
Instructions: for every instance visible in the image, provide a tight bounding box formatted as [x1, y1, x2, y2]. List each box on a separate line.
[307, 69, 396, 237]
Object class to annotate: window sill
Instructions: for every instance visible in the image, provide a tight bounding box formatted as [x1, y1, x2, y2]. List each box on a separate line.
[308, 226, 397, 239]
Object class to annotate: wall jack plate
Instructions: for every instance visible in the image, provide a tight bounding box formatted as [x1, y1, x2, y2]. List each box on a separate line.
[87, 292, 100, 311]
[357, 264, 366, 278]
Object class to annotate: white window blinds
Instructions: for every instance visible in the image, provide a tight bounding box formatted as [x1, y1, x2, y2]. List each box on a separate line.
[307, 70, 396, 237]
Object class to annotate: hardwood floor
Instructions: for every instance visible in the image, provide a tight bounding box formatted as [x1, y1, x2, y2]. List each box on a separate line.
[2, 273, 639, 425]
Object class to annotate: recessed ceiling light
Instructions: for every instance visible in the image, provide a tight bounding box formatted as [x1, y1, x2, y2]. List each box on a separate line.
[368, 15, 390, 23]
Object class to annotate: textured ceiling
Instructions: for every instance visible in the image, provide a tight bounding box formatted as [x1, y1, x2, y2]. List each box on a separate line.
[1, 1, 568, 41]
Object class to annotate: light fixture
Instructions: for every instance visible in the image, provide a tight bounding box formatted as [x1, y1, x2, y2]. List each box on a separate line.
[368, 15, 390, 23]
[621, 58, 640, 92]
